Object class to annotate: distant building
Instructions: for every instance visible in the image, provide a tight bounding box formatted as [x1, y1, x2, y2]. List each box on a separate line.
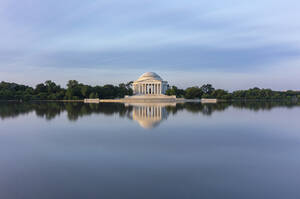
[132, 72, 169, 95]
[96, 72, 176, 102]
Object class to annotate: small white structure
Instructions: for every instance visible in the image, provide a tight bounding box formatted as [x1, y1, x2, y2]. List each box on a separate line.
[132, 72, 169, 95]
[84, 98, 100, 103]
[201, 98, 218, 103]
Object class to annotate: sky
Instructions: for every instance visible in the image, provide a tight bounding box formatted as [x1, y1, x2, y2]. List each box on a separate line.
[0, 0, 300, 90]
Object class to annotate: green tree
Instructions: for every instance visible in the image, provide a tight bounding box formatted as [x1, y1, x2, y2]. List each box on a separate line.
[66, 80, 81, 99]
[35, 83, 47, 94]
[81, 85, 91, 98]
[211, 89, 230, 99]
[166, 86, 185, 97]
[89, 93, 95, 99]
[185, 87, 203, 99]
[200, 84, 215, 95]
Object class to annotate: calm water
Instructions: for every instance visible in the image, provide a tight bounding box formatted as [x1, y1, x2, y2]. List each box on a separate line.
[1, 101, 300, 199]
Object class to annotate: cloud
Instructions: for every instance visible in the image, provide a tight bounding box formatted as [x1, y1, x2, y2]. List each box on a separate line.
[16, 43, 299, 73]
[0, 0, 300, 89]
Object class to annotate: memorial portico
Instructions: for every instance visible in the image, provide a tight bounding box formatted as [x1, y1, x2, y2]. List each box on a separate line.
[132, 72, 168, 95]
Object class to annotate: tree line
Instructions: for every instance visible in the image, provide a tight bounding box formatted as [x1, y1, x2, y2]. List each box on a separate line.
[0, 80, 299, 101]
[166, 84, 300, 100]
[0, 80, 133, 100]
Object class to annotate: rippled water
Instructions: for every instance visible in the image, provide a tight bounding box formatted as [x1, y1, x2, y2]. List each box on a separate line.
[1, 101, 300, 199]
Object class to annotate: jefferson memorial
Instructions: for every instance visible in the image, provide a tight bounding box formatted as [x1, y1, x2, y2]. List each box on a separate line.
[85, 72, 178, 103]
[120, 72, 177, 102]
[132, 72, 169, 95]
[85, 72, 215, 103]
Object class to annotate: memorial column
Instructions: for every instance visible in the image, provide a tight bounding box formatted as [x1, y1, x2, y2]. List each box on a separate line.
[151, 84, 153, 94]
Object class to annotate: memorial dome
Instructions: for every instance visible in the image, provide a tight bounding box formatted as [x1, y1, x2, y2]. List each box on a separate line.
[137, 72, 163, 82]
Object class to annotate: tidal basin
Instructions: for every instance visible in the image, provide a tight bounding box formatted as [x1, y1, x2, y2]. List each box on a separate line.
[1, 101, 300, 199]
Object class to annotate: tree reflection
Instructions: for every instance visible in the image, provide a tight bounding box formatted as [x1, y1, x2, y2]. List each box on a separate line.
[0, 101, 299, 123]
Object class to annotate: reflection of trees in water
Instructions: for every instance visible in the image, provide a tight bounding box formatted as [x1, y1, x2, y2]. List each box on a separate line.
[166, 103, 229, 116]
[34, 102, 65, 120]
[65, 103, 132, 121]
[0, 102, 35, 119]
[0, 101, 299, 121]
[0, 102, 132, 121]
[231, 101, 300, 111]
[0, 102, 66, 120]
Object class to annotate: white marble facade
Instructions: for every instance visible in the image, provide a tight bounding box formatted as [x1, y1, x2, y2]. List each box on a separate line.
[132, 72, 168, 95]
[130, 103, 171, 129]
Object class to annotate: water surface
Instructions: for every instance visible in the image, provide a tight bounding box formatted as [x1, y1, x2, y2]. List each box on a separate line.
[1, 101, 300, 199]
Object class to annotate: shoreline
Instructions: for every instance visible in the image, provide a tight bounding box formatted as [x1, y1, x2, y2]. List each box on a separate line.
[0, 98, 297, 103]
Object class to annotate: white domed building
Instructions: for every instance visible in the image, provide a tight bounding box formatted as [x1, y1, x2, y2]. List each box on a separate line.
[132, 72, 169, 95]
[90, 72, 177, 103]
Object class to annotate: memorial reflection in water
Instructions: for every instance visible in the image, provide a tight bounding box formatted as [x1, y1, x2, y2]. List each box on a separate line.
[126, 103, 175, 129]
[1, 101, 299, 129]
